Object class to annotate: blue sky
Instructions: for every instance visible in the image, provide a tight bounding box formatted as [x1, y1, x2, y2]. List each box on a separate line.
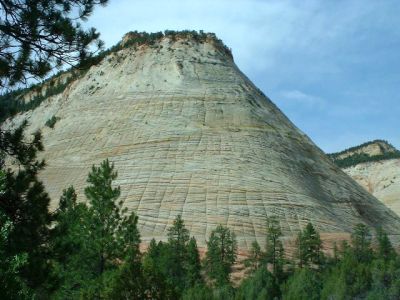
[86, 0, 400, 153]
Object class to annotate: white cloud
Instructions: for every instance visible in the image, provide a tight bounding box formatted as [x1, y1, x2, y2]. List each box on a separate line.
[278, 90, 325, 108]
[84, 0, 386, 80]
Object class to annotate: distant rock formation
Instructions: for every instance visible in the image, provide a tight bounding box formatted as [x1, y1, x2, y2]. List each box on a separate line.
[3, 31, 400, 250]
[331, 140, 399, 160]
[331, 140, 400, 217]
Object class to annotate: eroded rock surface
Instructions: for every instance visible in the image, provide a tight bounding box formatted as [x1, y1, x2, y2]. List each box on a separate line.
[343, 159, 400, 216]
[335, 140, 398, 160]
[330, 140, 400, 217]
[3, 34, 400, 249]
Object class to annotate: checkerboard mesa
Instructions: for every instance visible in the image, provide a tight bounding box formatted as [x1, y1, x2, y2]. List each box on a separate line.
[2, 31, 400, 251]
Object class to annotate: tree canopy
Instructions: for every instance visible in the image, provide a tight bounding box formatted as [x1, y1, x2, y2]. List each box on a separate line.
[205, 224, 237, 286]
[296, 223, 323, 268]
[51, 159, 143, 298]
[0, 0, 108, 90]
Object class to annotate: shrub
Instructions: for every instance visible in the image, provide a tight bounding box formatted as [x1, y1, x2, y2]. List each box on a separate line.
[45, 116, 59, 129]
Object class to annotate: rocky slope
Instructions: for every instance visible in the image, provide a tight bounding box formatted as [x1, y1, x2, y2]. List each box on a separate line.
[3, 32, 400, 250]
[332, 140, 398, 160]
[333, 141, 400, 216]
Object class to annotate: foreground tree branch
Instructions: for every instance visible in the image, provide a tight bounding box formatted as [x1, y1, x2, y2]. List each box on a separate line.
[0, 0, 108, 91]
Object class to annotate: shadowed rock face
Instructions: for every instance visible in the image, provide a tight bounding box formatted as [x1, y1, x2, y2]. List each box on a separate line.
[329, 140, 400, 217]
[335, 140, 400, 217]
[344, 159, 400, 217]
[4, 34, 400, 250]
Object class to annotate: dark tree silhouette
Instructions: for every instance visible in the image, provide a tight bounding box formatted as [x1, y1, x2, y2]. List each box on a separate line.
[0, 0, 108, 90]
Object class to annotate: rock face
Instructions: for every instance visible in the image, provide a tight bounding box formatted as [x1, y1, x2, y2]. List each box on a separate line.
[3, 33, 400, 250]
[344, 159, 400, 216]
[334, 140, 398, 160]
[335, 141, 400, 216]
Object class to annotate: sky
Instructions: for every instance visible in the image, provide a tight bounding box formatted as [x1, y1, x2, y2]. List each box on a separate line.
[85, 0, 400, 153]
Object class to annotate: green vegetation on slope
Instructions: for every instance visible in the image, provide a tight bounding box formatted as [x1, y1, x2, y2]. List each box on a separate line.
[0, 71, 82, 123]
[328, 140, 400, 168]
[330, 140, 396, 157]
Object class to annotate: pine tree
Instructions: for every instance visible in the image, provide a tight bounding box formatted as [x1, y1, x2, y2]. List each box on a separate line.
[0, 1, 107, 295]
[351, 223, 372, 263]
[0, 0, 108, 90]
[84, 159, 141, 297]
[51, 160, 142, 298]
[84, 159, 123, 278]
[333, 242, 339, 263]
[142, 240, 177, 299]
[320, 246, 372, 299]
[185, 237, 202, 287]
[145, 239, 161, 263]
[181, 284, 214, 300]
[366, 255, 400, 299]
[0, 124, 51, 296]
[167, 214, 190, 290]
[236, 267, 280, 300]
[244, 240, 263, 273]
[144, 215, 201, 296]
[102, 217, 145, 300]
[0, 121, 44, 168]
[142, 239, 162, 298]
[168, 215, 190, 246]
[50, 186, 92, 298]
[265, 217, 284, 278]
[205, 225, 237, 286]
[296, 222, 323, 268]
[321, 228, 376, 299]
[283, 268, 321, 300]
[0, 169, 4, 193]
[0, 210, 31, 299]
[375, 227, 395, 262]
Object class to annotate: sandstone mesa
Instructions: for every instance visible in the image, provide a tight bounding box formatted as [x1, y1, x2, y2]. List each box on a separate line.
[3, 32, 400, 250]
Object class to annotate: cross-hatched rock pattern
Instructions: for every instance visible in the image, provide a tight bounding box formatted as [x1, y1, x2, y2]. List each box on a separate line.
[343, 159, 400, 217]
[4, 34, 400, 250]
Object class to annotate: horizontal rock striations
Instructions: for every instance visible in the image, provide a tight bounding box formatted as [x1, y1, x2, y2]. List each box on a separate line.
[3, 32, 400, 250]
[332, 141, 400, 217]
[344, 159, 400, 216]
